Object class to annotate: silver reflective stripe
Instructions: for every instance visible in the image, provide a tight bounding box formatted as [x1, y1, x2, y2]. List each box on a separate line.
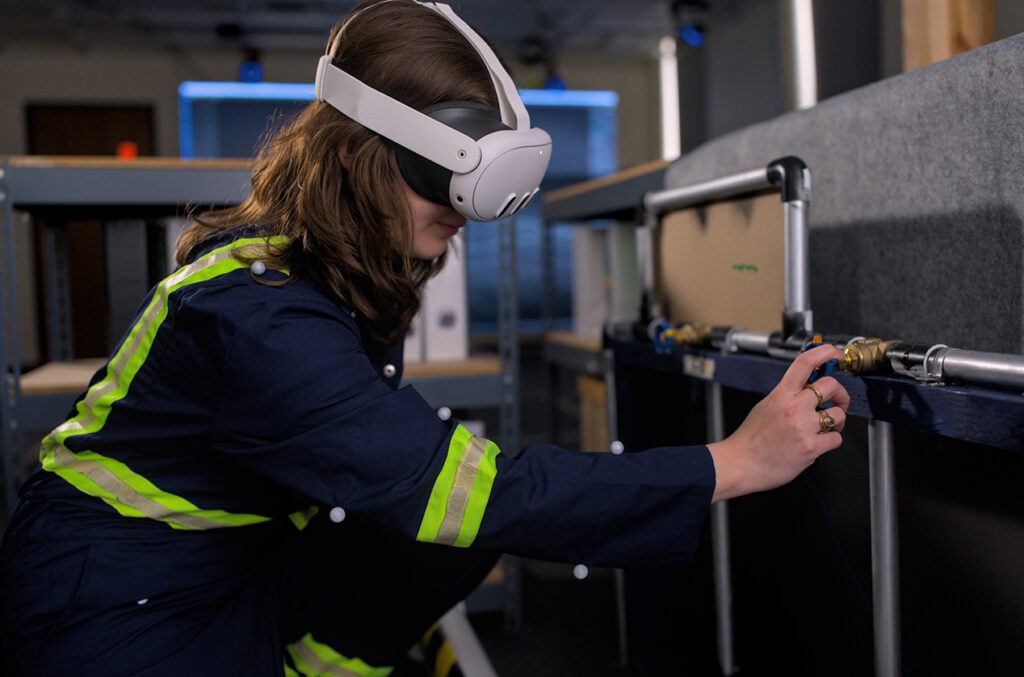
[54, 245, 249, 437]
[436, 435, 488, 546]
[51, 441, 227, 531]
[293, 642, 362, 677]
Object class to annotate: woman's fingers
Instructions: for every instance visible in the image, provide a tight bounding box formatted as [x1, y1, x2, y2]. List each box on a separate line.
[800, 376, 851, 412]
[779, 344, 844, 393]
[820, 405, 846, 433]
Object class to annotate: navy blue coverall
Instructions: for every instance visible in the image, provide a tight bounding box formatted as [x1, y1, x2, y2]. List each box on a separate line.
[0, 233, 715, 675]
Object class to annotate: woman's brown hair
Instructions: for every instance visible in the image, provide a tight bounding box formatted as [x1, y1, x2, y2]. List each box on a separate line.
[175, 0, 499, 344]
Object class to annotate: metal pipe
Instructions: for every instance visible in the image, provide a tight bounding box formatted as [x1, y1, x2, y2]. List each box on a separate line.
[733, 330, 772, 354]
[439, 602, 499, 677]
[0, 159, 25, 518]
[868, 419, 901, 677]
[603, 347, 629, 667]
[706, 382, 738, 676]
[783, 200, 812, 325]
[643, 168, 771, 216]
[938, 349, 1024, 390]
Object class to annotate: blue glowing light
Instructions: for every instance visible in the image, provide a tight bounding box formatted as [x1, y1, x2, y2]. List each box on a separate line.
[680, 25, 705, 47]
[543, 76, 567, 91]
[239, 60, 264, 83]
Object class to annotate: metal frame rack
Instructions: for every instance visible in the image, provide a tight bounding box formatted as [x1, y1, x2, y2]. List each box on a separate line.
[538, 158, 671, 667]
[0, 157, 523, 627]
[540, 159, 671, 375]
[543, 157, 1024, 677]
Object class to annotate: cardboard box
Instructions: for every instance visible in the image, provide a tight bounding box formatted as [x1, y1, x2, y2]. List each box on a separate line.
[404, 312, 424, 364]
[656, 193, 784, 332]
[576, 374, 608, 452]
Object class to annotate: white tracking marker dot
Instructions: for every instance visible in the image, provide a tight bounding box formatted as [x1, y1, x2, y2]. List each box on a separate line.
[437, 407, 452, 421]
[250, 260, 266, 275]
[610, 440, 625, 455]
[573, 564, 589, 580]
[329, 507, 346, 523]
[137, 598, 149, 606]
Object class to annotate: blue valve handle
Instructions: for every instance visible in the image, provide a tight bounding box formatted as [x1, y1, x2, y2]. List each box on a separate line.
[651, 320, 675, 354]
[802, 339, 836, 409]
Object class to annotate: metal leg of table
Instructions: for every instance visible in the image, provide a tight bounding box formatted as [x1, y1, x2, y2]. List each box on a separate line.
[603, 348, 630, 668]
[868, 419, 901, 677]
[706, 382, 738, 676]
[497, 216, 523, 633]
[0, 160, 25, 519]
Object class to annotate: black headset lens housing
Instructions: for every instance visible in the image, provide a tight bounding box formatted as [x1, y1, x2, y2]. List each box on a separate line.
[394, 101, 511, 208]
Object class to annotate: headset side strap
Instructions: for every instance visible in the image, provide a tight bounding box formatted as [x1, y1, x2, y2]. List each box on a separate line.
[317, 57, 482, 173]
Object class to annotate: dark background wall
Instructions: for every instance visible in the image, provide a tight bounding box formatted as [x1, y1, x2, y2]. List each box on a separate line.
[680, 0, 885, 152]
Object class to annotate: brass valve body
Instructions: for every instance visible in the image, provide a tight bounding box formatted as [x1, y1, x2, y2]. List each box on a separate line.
[842, 338, 902, 375]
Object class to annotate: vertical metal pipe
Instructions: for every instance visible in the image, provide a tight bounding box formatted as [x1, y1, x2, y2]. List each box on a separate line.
[42, 222, 74, 361]
[604, 347, 629, 667]
[783, 0, 818, 110]
[0, 160, 24, 518]
[706, 382, 738, 675]
[497, 216, 523, 632]
[783, 200, 813, 331]
[540, 219, 554, 334]
[868, 419, 902, 677]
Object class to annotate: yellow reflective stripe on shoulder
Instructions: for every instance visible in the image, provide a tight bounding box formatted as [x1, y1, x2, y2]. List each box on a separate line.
[49, 236, 288, 444]
[39, 236, 288, 530]
[287, 633, 392, 677]
[416, 423, 501, 548]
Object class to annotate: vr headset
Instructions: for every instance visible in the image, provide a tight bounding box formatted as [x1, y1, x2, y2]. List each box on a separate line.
[314, 1, 552, 222]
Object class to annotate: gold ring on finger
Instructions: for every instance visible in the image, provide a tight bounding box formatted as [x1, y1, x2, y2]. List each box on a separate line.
[817, 410, 836, 434]
[804, 383, 824, 408]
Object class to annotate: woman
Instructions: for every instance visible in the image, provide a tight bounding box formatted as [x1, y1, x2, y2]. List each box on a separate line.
[0, 1, 849, 674]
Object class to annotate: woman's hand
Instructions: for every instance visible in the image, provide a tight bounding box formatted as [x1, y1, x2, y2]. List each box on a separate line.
[707, 344, 850, 502]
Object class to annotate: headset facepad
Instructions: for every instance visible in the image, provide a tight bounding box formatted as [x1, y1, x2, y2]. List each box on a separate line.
[314, 1, 552, 221]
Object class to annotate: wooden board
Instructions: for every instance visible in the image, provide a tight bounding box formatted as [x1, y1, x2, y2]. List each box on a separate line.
[403, 356, 501, 379]
[543, 159, 670, 205]
[902, 0, 994, 71]
[545, 330, 603, 354]
[21, 359, 105, 395]
[8, 155, 252, 170]
[612, 340, 1024, 452]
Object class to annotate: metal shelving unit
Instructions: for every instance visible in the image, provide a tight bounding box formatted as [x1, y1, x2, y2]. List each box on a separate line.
[537, 158, 670, 667]
[539, 159, 669, 383]
[0, 160, 523, 620]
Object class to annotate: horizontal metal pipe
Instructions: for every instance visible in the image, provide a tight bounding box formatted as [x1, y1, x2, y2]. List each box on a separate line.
[939, 349, 1024, 390]
[733, 330, 772, 354]
[707, 330, 1024, 392]
[644, 168, 771, 216]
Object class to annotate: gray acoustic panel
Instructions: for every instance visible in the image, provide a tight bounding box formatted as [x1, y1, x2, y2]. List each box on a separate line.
[665, 34, 1024, 353]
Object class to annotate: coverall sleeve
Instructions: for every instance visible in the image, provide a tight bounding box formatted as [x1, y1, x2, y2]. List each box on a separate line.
[214, 300, 715, 568]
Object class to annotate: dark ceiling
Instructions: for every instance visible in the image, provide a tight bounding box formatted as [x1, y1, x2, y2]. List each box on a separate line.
[0, 0, 680, 58]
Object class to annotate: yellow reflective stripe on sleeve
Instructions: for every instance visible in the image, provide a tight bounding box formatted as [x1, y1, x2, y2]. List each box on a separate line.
[416, 424, 501, 547]
[287, 633, 392, 677]
[39, 236, 288, 530]
[288, 506, 320, 530]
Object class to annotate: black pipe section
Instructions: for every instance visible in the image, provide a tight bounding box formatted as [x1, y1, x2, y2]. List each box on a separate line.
[766, 156, 810, 203]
